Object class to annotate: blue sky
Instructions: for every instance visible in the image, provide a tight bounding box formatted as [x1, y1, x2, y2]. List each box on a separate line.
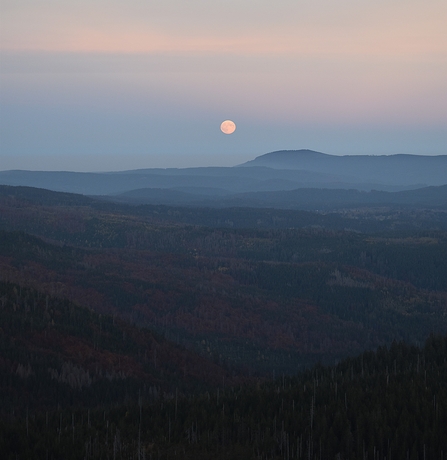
[1, 0, 446, 171]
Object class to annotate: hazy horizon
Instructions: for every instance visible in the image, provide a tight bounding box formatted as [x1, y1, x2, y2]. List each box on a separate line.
[1, 1, 446, 172]
[2, 148, 447, 173]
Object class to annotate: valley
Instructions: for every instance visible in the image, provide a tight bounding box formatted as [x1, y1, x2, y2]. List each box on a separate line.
[0, 177, 446, 458]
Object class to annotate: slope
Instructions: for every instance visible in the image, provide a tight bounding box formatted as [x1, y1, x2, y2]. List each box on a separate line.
[241, 149, 447, 186]
[1, 186, 447, 375]
[0, 280, 234, 415]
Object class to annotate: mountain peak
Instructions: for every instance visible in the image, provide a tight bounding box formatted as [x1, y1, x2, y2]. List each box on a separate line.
[239, 149, 331, 169]
[238, 150, 447, 186]
[239, 149, 328, 166]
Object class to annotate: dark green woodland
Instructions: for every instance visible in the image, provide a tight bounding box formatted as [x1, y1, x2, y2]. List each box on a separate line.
[0, 185, 446, 458]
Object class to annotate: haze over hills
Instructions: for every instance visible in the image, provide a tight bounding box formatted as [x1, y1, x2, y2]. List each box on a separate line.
[114, 184, 447, 210]
[0, 166, 353, 196]
[2, 184, 447, 378]
[241, 149, 447, 186]
[1, 151, 446, 202]
[1, 177, 447, 458]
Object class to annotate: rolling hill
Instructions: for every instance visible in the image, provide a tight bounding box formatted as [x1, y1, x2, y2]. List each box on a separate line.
[1, 151, 445, 201]
[1, 185, 447, 376]
[241, 149, 447, 186]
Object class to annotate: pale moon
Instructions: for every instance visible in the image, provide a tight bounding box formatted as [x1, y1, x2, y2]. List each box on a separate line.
[220, 120, 236, 135]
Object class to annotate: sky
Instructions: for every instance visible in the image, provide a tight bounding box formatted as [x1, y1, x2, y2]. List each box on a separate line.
[1, 0, 446, 171]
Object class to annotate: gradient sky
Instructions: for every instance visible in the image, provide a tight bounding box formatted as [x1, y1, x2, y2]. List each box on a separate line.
[1, 0, 446, 171]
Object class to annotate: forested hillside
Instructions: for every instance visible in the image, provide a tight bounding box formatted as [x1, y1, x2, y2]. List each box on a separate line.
[1, 186, 447, 374]
[0, 185, 446, 458]
[2, 320, 446, 459]
[0, 281, 235, 414]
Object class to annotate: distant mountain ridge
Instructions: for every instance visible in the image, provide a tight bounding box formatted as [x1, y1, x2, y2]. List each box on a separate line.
[0, 166, 370, 196]
[222, 184, 447, 210]
[241, 149, 447, 186]
[112, 184, 447, 210]
[0, 150, 445, 199]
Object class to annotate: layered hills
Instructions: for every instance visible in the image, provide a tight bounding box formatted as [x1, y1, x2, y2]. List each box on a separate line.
[1, 151, 446, 209]
[1, 182, 446, 458]
[241, 149, 447, 186]
[1, 185, 447, 376]
[115, 184, 447, 210]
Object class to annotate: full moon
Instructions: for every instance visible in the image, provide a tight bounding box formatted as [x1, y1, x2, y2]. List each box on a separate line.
[220, 120, 236, 135]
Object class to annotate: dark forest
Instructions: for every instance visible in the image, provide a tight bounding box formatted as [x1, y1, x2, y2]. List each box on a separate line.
[0, 184, 446, 459]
